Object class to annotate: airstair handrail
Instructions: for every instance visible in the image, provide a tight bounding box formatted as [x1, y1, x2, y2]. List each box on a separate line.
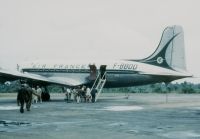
[90, 73, 100, 90]
[90, 71, 107, 102]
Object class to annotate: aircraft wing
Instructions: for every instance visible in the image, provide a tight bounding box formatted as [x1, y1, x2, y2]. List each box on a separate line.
[0, 69, 87, 87]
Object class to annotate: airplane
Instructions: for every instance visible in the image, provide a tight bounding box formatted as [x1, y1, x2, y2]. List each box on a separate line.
[0, 25, 192, 100]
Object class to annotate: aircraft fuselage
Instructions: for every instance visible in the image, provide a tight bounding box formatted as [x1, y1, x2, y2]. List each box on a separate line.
[19, 60, 191, 88]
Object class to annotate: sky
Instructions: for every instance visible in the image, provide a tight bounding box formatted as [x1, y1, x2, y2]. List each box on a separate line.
[0, 0, 200, 82]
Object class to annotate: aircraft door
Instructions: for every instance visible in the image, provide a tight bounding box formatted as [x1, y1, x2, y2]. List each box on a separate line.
[100, 65, 107, 79]
[89, 64, 97, 80]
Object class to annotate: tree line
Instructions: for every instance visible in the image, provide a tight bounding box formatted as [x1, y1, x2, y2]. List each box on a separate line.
[0, 81, 200, 94]
[102, 81, 200, 94]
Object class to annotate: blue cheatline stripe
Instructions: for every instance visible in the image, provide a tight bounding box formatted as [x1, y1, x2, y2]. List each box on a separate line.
[22, 68, 139, 74]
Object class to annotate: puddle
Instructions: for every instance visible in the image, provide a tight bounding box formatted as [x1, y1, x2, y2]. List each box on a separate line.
[103, 106, 143, 111]
[0, 120, 31, 127]
[126, 129, 139, 134]
[0, 120, 32, 132]
[108, 122, 127, 126]
[0, 106, 19, 110]
[0, 105, 38, 110]
[191, 107, 200, 110]
[157, 127, 163, 130]
[162, 131, 200, 139]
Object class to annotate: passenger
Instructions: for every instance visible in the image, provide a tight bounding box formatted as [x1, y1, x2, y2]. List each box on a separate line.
[86, 87, 91, 102]
[91, 88, 97, 103]
[76, 88, 81, 103]
[17, 84, 32, 113]
[36, 86, 42, 103]
[79, 86, 84, 103]
[65, 88, 71, 102]
[71, 88, 76, 102]
[63, 87, 67, 101]
[81, 86, 87, 102]
[32, 87, 38, 104]
[74, 86, 81, 103]
[68, 88, 73, 101]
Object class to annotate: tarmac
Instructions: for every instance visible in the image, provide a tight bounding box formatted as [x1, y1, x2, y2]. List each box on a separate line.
[0, 93, 200, 139]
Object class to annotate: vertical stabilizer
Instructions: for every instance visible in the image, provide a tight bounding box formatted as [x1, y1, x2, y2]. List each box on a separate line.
[139, 25, 186, 71]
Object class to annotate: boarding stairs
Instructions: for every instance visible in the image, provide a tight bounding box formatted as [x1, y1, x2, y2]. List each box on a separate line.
[90, 72, 107, 102]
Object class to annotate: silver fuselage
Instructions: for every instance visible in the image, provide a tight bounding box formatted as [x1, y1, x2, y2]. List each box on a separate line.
[20, 60, 191, 88]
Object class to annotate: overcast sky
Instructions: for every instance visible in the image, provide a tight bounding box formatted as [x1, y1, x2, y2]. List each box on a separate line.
[0, 0, 200, 82]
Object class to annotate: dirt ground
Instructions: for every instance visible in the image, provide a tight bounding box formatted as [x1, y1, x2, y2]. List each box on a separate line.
[0, 93, 200, 139]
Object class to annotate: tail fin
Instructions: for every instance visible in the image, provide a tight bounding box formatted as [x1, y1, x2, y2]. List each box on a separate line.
[139, 25, 186, 71]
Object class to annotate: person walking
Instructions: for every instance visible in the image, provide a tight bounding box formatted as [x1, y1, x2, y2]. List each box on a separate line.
[91, 88, 97, 103]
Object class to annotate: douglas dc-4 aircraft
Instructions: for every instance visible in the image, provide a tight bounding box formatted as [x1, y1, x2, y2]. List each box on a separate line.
[0, 25, 192, 100]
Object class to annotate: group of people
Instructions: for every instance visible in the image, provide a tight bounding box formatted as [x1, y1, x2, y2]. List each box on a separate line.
[17, 83, 97, 113]
[17, 84, 45, 113]
[64, 86, 97, 103]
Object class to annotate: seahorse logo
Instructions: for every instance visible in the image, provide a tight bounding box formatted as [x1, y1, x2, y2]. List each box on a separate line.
[157, 57, 164, 64]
